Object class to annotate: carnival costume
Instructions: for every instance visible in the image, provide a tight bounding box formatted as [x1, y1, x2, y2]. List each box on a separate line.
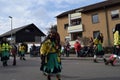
[40, 30, 62, 80]
[93, 33, 106, 63]
[19, 44, 26, 60]
[0, 38, 11, 66]
[40, 39, 61, 74]
[105, 24, 120, 66]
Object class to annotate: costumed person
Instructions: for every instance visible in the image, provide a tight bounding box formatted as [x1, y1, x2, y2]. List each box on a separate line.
[105, 24, 120, 66]
[74, 40, 81, 57]
[11, 43, 17, 66]
[93, 33, 107, 63]
[0, 37, 11, 66]
[40, 29, 62, 80]
[19, 43, 26, 60]
[23, 42, 28, 54]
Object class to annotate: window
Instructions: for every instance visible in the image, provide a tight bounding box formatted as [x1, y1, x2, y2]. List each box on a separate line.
[64, 23, 69, 29]
[92, 14, 99, 24]
[65, 37, 70, 42]
[93, 31, 100, 39]
[70, 18, 81, 26]
[111, 10, 120, 19]
[71, 32, 82, 41]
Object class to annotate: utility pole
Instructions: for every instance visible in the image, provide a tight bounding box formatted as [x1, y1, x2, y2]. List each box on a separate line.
[9, 16, 13, 43]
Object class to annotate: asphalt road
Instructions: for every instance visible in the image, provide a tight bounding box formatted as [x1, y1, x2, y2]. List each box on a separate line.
[0, 55, 120, 80]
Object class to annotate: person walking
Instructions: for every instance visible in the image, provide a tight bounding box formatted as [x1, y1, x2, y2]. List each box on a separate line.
[19, 43, 26, 60]
[93, 33, 107, 63]
[11, 43, 17, 66]
[105, 24, 120, 66]
[40, 29, 62, 80]
[0, 37, 11, 66]
[74, 40, 81, 57]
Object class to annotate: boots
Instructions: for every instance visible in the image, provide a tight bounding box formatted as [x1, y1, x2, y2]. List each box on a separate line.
[13, 60, 16, 66]
[23, 57, 26, 60]
[13, 55, 16, 66]
[103, 58, 107, 63]
[3, 61, 8, 67]
[47, 75, 51, 80]
[93, 59, 98, 63]
[56, 75, 61, 80]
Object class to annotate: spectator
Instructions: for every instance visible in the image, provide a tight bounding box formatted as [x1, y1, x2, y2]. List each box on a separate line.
[64, 41, 71, 57]
[74, 40, 81, 57]
[60, 45, 65, 56]
[30, 44, 36, 56]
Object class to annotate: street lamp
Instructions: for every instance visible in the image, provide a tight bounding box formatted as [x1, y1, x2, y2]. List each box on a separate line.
[9, 16, 13, 42]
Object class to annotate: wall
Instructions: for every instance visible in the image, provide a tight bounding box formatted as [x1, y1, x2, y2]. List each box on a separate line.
[82, 5, 120, 47]
[57, 16, 69, 45]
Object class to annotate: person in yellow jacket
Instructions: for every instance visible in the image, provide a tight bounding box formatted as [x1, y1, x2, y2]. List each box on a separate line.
[105, 24, 120, 66]
[40, 29, 62, 80]
[19, 43, 26, 60]
[0, 37, 11, 66]
[93, 33, 107, 63]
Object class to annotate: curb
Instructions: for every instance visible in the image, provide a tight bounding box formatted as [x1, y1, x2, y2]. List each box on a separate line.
[61, 57, 93, 60]
[61, 54, 111, 60]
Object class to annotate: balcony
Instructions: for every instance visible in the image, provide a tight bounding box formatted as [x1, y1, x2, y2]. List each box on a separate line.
[68, 24, 83, 33]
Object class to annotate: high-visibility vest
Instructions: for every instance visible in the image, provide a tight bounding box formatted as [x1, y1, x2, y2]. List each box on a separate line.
[1, 43, 10, 51]
[19, 45, 25, 52]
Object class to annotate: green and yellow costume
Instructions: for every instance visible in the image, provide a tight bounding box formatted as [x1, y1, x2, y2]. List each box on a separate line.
[113, 26, 120, 56]
[19, 44, 26, 60]
[0, 42, 11, 66]
[40, 39, 62, 75]
[105, 24, 120, 66]
[93, 34, 104, 55]
[19, 45, 25, 56]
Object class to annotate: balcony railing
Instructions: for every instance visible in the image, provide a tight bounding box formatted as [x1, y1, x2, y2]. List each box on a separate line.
[68, 24, 83, 33]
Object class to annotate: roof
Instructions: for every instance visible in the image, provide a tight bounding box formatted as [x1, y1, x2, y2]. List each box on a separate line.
[81, 0, 120, 12]
[0, 23, 46, 37]
[56, 0, 120, 18]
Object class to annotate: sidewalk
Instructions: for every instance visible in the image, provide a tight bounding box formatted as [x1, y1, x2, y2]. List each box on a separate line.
[25, 53, 112, 60]
[61, 54, 111, 60]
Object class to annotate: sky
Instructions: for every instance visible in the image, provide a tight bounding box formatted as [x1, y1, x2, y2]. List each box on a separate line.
[0, 0, 105, 35]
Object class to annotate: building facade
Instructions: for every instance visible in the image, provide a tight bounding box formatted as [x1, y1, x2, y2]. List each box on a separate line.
[56, 0, 120, 47]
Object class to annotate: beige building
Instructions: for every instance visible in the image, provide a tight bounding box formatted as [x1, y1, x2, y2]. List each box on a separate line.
[56, 0, 120, 47]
